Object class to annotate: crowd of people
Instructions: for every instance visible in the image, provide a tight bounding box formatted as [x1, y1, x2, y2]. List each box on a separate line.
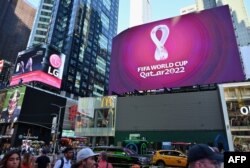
[0, 146, 114, 168]
[0, 143, 224, 168]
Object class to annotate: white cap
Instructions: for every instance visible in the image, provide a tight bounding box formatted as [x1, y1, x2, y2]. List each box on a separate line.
[77, 147, 98, 162]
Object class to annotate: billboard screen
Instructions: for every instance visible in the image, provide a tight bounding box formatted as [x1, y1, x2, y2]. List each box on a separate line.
[0, 91, 7, 112]
[0, 60, 4, 73]
[0, 86, 26, 124]
[109, 5, 245, 94]
[10, 44, 65, 89]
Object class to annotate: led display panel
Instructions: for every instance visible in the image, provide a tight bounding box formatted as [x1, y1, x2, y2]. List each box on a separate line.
[109, 5, 245, 94]
[0, 91, 7, 112]
[0, 86, 26, 124]
[0, 60, 4, 73]
[10, 44, 65, 89]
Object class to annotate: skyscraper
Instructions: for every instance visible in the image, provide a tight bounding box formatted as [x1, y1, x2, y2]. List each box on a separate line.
[217, 0, 250, 46]
[44, 0, 119, 98]
[27, 0, 55, 47]
[0, 0, 36, 63]
[129, 0, 151, 27]
[196, 0, 217, 10]
[180, 4, 197, 15]
[196, 0, 250, 46]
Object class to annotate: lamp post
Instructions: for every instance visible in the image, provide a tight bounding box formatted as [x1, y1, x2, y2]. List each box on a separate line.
[51, 103, 65, 155]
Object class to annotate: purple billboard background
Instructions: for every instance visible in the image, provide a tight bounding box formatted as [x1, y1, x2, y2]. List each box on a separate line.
[109, 5, 245, 94]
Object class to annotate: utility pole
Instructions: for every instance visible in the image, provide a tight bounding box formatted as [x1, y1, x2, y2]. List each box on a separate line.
[51, 103, 65, 155]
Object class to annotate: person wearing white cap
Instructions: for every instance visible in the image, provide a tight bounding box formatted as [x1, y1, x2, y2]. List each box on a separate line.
[71, 147, 98, 168]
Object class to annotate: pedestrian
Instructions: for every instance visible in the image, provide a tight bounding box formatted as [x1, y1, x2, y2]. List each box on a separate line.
[71, 147, 98, 168]
[130, 164, 140, 168]
[187, 144, 224, 168]
[21, 152, 34, 168]
[35, 149, 51, 168]
[53, 147, 74, 168]
[0, 150, 21, 168]
[98, 152, 113, 168]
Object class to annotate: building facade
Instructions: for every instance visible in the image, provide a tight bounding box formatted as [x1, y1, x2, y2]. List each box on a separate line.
[129, 0, 151, 27]
[0, 0, 36, 63]
[27, 0, 55, 47]
[196, 0, 217, 10]
[30, 0, 119, 98]
[196, 0, 250, 46]
[180, 4, 197, 15]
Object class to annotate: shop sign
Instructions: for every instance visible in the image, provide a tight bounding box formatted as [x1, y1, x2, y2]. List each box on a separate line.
[0, 135, 11, 139]
[101, 97, 114, 108]
[18, 135, 38, 139]
[240, 106, 250, 115]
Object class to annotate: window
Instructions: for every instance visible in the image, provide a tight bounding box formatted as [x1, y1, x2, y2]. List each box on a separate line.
[102, 0, 111, 10]
[99, 34, 108, 49]
[101, 12, 109, 30]
[96, 56, 106, 75]
[75, 71, 81, 88]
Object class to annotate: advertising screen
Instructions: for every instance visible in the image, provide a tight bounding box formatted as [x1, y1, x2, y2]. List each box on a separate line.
[109, 5, 245, 94]
[0, 91, 7, 112]
[10, 44, 65, 89]
[64, 98, 79, 130]
[0, 86, 26, 124]
[0, 60, 4, 73]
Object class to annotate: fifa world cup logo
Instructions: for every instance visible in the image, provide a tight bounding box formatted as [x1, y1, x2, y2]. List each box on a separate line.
[150, 25, 169, 61]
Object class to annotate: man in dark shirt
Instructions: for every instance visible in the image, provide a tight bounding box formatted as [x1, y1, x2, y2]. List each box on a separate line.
[35, 149, 51, 168]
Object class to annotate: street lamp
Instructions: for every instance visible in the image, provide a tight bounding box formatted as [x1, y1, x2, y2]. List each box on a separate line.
[51, 103, 65, 155]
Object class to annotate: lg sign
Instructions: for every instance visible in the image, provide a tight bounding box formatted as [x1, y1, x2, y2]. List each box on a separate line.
[48, 54, 61, 77]
[10, 44, 66, 89]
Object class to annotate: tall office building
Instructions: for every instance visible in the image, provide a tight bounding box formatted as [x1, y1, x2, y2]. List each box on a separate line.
[44, 0, 119, 98]
[196, 0, 216, 10]
[0, 0, 36, 63]
[196, 0, 250, 46]
[129, 0, 151, 27]
[180, 4, 197, 15]
[27, 0, 55, 47]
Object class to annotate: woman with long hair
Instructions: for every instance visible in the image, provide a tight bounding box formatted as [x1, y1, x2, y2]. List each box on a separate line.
[0, 150, 21, 168]
[21, 153, 34, 168]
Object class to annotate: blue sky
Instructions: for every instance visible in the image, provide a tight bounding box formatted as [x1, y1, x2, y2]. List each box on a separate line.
[118, 0, 250, 33]
[27, 0, 250, 33]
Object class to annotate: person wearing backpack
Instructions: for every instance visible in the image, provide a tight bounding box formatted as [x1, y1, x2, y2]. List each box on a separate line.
[53, 147, 74, 168]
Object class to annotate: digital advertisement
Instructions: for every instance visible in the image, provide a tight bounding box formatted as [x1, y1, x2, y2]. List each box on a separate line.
[109, 5, 245, 94]
[0, 86, 26, 124]
[0, 60, 4, 73]
[10, 44, 65, 89]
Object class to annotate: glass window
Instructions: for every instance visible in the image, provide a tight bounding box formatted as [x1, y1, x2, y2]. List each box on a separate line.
[96, 56, 106, 75]
[75, 71, 81, 88]
[99, 34, 108, 49]
[102, 0, 111, 11]
[101, 12, 109, 30]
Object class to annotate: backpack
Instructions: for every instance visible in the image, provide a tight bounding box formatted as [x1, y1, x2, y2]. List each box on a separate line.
[59, 158, 64, 168]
